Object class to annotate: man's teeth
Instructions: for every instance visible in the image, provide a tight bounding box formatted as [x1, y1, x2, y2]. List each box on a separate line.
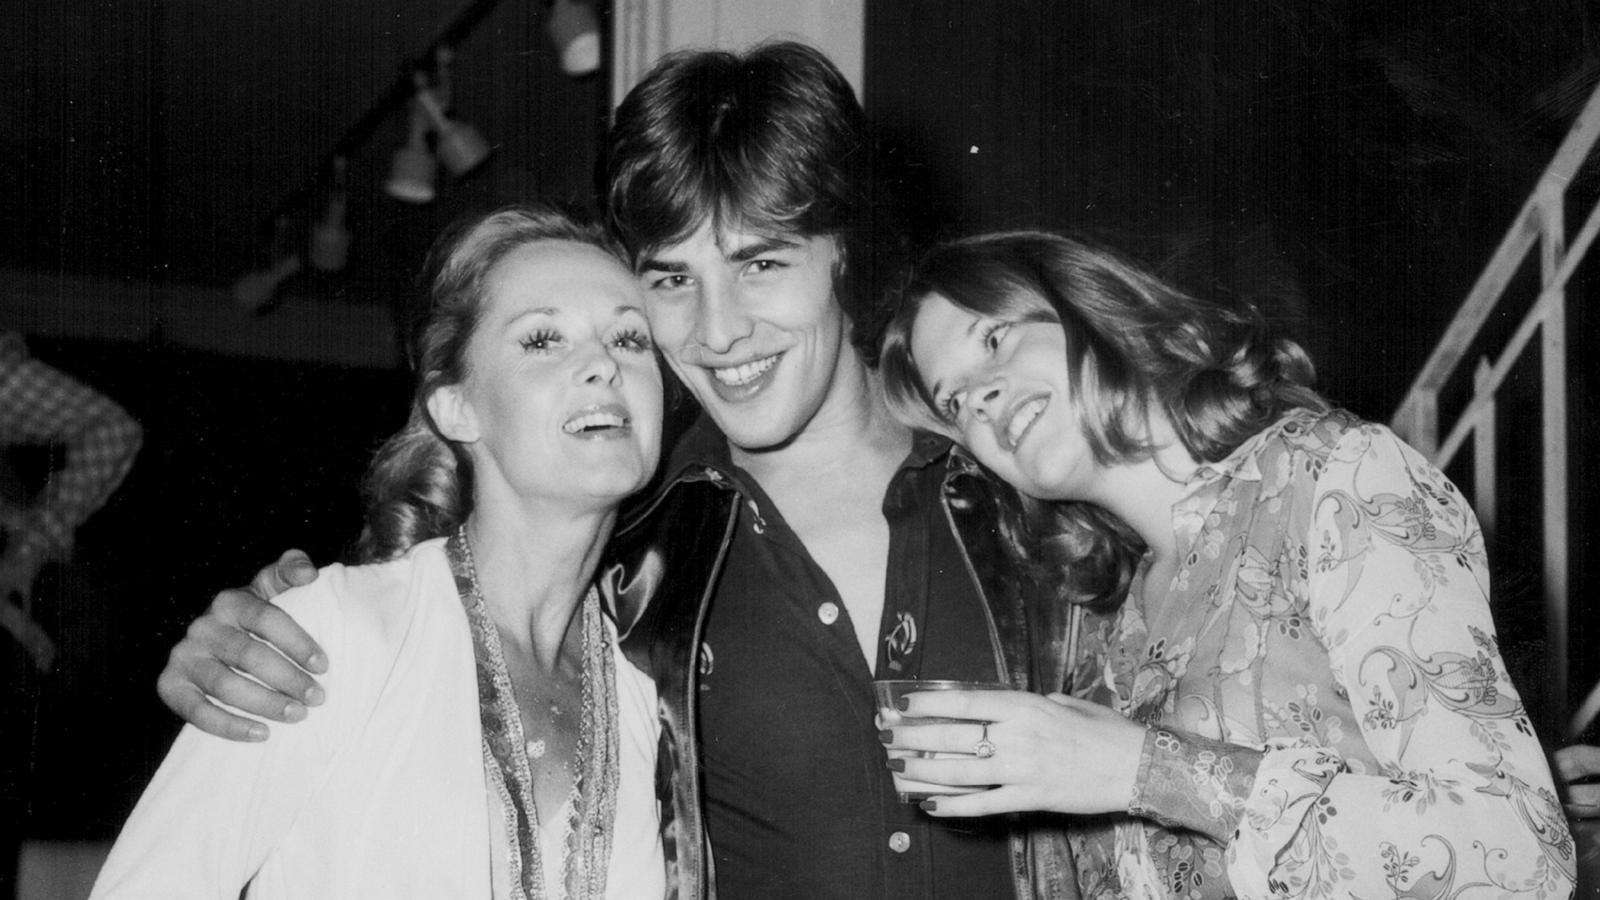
[710, 355, 778, 386]
[1006, 398, 1047, 446]
[563, 411, 627, 434]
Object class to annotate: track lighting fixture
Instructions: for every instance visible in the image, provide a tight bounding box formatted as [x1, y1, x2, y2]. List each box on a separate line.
[245, 0, 600, 306]
[382, 49, 489, 203]
[309, 157, 352, 272]
[233, 218, 302, 310]
[233, 255, 303, 311]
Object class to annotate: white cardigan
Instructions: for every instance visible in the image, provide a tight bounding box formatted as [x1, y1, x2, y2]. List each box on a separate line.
[91, 538, 665, 899]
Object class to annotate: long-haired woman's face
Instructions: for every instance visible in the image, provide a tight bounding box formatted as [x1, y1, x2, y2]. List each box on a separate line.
[434, 240, 664, 509]
[909, 290, 1096, 501]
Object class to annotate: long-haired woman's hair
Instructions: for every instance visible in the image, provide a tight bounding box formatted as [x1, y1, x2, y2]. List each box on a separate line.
[354, 204, 624, 563]
[879, 230, 1326, 609]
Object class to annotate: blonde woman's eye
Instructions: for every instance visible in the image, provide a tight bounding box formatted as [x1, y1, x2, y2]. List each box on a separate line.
[612, 329, 653, 352]
[519, 329, 561, 352]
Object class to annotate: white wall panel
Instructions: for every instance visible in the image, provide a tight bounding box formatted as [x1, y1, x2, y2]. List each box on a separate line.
[613, 0, 864, 104]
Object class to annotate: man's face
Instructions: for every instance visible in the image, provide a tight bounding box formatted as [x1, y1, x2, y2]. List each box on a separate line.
[638, 221, 855, 452]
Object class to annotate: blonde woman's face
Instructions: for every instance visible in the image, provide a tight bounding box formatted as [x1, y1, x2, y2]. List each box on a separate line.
[910, 291, 1095, 501]
[438, 240, 664, 511]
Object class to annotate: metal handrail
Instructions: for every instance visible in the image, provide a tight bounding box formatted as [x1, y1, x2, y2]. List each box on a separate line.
[1389, 78, 1600, 739]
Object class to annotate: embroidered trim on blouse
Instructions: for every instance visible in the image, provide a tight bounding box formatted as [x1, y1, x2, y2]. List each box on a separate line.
[449, 526, 621, 900]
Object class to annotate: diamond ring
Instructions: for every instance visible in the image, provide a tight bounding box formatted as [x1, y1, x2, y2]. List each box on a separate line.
[973, 722, 997, 759]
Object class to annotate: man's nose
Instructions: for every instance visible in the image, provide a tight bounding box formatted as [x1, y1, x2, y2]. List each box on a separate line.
[693, 278, 753, 353]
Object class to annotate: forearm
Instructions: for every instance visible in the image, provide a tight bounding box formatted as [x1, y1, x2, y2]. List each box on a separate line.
[1229, 743, 1571, 899]
[1214, 422, 1576, 899]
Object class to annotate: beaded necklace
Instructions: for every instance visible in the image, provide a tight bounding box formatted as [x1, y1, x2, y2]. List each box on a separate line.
[448, 526, 619, 900]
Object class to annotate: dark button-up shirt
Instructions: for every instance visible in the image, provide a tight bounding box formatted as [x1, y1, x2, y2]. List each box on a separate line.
[688, 427, 1013, 899]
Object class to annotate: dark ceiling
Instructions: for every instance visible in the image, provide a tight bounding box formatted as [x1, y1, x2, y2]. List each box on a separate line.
[6, 0, 1600, 379]
[1, 0, 611, 309]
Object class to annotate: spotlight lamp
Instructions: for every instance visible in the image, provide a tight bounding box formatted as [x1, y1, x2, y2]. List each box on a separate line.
[384, 96, 439, 204]
[411, 83, 490, 177]
[547, 0, 601, 77]
[382, 49, 490, 203]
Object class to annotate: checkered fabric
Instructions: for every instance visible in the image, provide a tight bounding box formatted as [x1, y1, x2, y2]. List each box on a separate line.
[1, 332, 142, 563]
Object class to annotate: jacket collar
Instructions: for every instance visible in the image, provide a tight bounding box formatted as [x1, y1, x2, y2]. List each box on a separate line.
[665, 414, 736, 477]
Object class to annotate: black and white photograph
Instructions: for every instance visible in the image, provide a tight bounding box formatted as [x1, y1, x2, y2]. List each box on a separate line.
[2, 1, 1597, 897]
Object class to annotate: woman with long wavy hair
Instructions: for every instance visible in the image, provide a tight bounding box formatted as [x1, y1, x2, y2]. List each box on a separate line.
[876, 231, 1573, 900]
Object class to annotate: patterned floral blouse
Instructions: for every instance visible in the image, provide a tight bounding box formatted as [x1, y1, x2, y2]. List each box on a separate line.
[1068, 407, 1574, 900]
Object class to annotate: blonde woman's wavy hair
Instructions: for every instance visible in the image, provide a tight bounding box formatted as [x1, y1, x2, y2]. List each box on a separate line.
[354, 204, 625, 563]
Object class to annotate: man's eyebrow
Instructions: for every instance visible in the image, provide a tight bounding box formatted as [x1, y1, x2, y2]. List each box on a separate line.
[728, 236, 801, 263]
[636, 257, 686, 274]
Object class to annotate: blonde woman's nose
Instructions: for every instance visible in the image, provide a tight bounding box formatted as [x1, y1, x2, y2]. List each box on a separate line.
[579, 344, 621, 384]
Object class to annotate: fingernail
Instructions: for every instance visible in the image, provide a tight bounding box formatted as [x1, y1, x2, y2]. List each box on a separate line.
[887, 759, 905, 772]
[307, 653, 328, 674]
[303, 685, 325, 706]
[878, 729, 894, 744]
[283, 701, 307, 722]
[920, 800, 938, 812]
[246, 723, 269, 742]
[896, 698, 909, 712]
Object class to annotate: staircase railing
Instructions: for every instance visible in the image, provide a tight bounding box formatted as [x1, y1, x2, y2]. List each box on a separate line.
[1390, 78, 1600, 739]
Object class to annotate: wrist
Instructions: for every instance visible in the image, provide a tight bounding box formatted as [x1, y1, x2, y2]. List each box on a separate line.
[1124, 725, 1159, 814]
[1128, 726, 1263, 843]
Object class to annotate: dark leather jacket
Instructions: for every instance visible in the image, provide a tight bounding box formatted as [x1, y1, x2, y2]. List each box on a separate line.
[600, 424, 1084, 900]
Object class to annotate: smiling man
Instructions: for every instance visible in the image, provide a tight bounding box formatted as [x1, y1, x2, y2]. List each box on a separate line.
[589, 42, 1086, 899]
[153, 42, 1088, 899]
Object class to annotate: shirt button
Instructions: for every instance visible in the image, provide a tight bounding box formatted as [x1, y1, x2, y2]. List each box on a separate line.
[888, 831, 911, 853]
[817, 602, 840, 625]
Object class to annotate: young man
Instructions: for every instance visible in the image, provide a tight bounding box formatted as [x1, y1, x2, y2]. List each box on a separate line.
[157, 43, 1086, 898]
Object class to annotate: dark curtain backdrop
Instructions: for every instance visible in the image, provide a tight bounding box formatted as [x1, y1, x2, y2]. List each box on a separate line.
[865, 0, 1600, 738]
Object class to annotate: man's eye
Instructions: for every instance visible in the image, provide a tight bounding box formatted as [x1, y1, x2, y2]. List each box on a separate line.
[650, 274, 691, 290]
[747, 259, 784, 275]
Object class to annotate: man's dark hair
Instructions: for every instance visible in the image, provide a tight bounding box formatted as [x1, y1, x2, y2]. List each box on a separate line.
[600, 40, 903, 364]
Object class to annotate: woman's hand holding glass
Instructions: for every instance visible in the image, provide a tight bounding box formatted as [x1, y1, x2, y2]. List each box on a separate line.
[880, 687, 1146, 816]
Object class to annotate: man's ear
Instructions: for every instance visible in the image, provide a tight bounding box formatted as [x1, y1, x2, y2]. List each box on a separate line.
[426, 381, 479, 443]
